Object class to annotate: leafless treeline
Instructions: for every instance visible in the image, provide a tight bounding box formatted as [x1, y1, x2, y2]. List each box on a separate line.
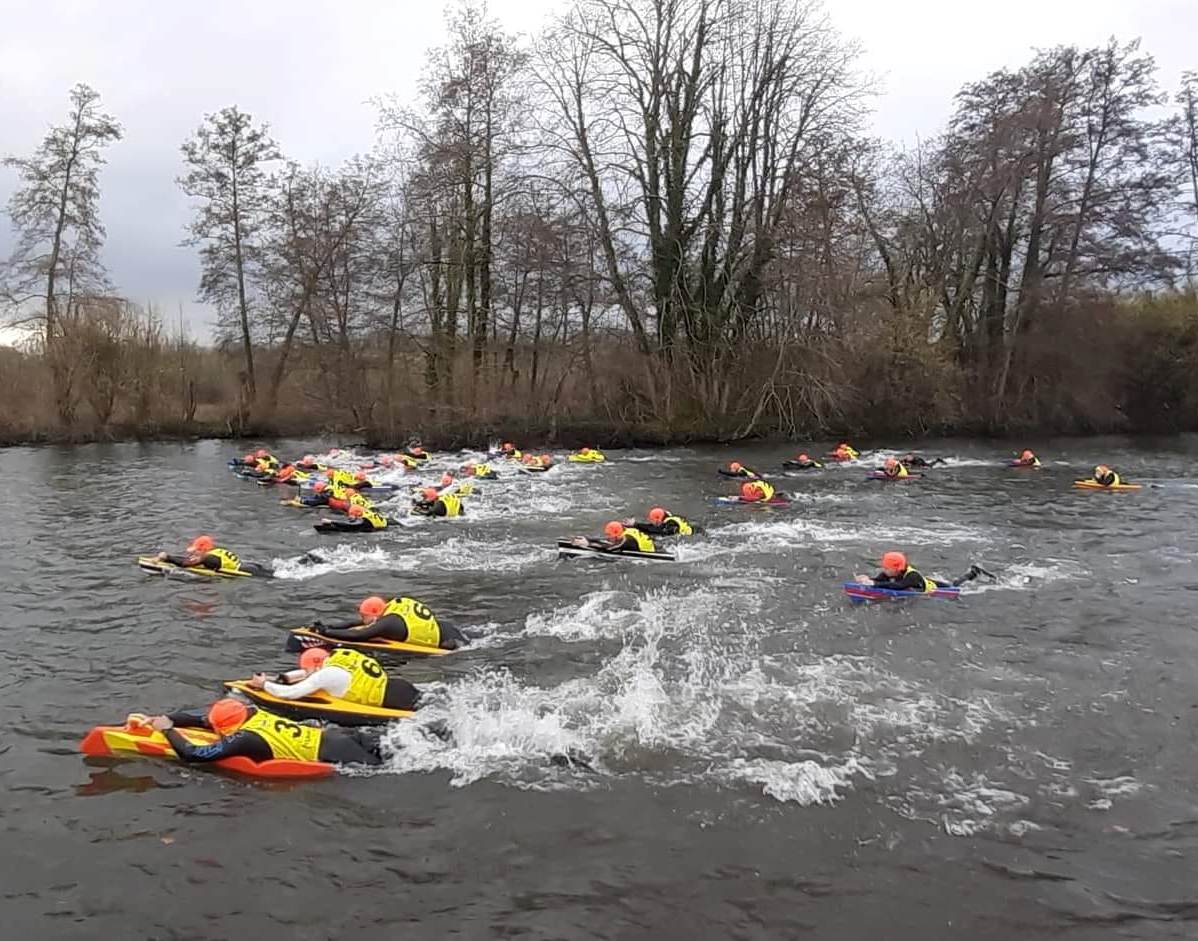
[4, 0, 1198, 441]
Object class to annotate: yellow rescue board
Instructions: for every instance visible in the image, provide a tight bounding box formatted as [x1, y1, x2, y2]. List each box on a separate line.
[1072, 480, 1142, 492]
[223, 680, 413, 726]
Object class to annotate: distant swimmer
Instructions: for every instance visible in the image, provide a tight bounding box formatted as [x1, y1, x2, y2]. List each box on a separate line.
[628, 506, 696, 537]
[462, 461, 499, 480]
[346, 470, 377, 490]
[784, 452, 823, 469]
[156, 535, 272, 577]
[880, 457, 910, 479]
[402, 442, 431, 463]
[721, 461, 762, 479]
[339, 503, 390, 532]
[499, 441, 522, 460]
[572, 521, 657, 554]
[311, 595, 469, 650]
[1090, 464, 1122, 487]
[1012, 449, 1041, 468]
[412, 487, 463, 518]
[569, 447, 606, 463]
[248, 647, 421, 711]
[294, 454, 325, 473]
[521, 453, 555, 470]
[829, 442, 859, 461]
[253, 448, 281, 472]
[144, 699, 384, 766]
[300, 480, 332, 506]
[899, 453, 946, 469]
[738, 480, 777, 503]
[327, 486, 370, 513]
[855, 551, 988, 592]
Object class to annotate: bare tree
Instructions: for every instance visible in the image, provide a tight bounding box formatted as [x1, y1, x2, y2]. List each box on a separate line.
[178, 107, 281, 411]
[1, 83, 122, 423]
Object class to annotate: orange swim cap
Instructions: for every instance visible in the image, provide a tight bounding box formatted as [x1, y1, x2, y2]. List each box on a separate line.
[881, 551, 907, 571]
[740, 481, 760, 500]
[348, 504, 364, 518]
[604, 521, 625, 539]
[299, 648, 329, 671]
[648, 507, 667, 524]
[730, 462, 742, 472]
[207, 698, 248, 735]
[421, 487, 438, 502]
[188, 535, 215, 553]
[359, 596, 386, 619]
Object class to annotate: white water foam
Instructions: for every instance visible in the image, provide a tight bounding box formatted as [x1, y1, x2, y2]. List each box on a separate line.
[370, 585, 1029, 820]
[273, 536, 551, 579]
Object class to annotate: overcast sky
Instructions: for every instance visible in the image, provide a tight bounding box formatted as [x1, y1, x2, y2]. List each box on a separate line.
[0, 0, 1192, 339]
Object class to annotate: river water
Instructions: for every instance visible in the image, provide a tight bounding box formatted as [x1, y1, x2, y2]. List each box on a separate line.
[3, 437, 1197, 938]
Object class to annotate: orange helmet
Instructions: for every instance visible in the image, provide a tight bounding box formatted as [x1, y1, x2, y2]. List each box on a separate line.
[188, 535, 215, 553]
[300, 647, 329, 671]
[354, 470, 366, 481]
[730, 462, 743, 472]
[541, 454, 552, 464]
[242, 452, 253, 462]
[359, 596, 386, 619]
[303, 454, 316, 464]
[314, 481, 327, 493]
[884, 458, 899, 471]
[881, 551, 907, 572]
[207, 698, 248, 735]
[421, 487, 438, 502]
[740, 481, 760, 500]
[798, 453, 810, 461]
[604, 521, 625, 539]
[348, 504, 364, 518]
[1020, 449, 1034, 461]
[256, 449, 268, 458]
[648, 507, 667, 524]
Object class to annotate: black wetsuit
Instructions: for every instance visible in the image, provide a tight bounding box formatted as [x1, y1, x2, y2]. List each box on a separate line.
[785, 460, 822, 469]
[379, 678, 421, 710]
[413, 501, 451, 518]
[901, 456, 946, 468]
[162, 710, 383, 765]
[637, 519, 691, 536]
[162, 553, 272, 577]
[300, 492, 330, 507]
[320, 517, 389, 533]
[720, 466, 762, 479]
[870, 566, 978, 590]
[314, 615, 469, 650]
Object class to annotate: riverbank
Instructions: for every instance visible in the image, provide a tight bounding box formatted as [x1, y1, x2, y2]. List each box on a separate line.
[0, 412, 1173, 452]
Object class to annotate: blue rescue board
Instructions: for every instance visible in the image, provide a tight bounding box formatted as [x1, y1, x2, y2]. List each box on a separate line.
[843, 581, 960, 603]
